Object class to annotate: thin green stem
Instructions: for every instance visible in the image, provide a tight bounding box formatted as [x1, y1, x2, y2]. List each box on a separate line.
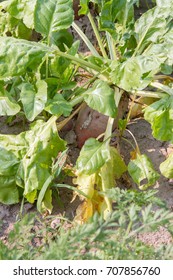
[131, 90, 166, 98]
[103, 117, 115, 143]
[72, 22, 100, 57]
[106, 32, 117, 60]
[121, 137, 136, 151]
[125, 129, 141, 154]
[88, 11, 108, 59]
[69, 95, 84, 107]
[150, 81, 173, 96]
[54, 50, 101, 72]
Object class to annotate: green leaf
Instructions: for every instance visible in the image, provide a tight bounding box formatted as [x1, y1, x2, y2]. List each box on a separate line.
[0, 116, 66, 205]
[109, 147, 127, 179]
[128, 154, 160, 190]
[50, 29, 73, 50]
[100, 147, 127, 189]
[17, 117, 66, 200]
[76, 138, 110, 175]
[7, 0, 36, 29]
[0, 176, 19, 204]
[160, 152, 173, 179]
[45, 94, 72, 117]
[0, 85, 21, 116]
[0, 133, 29, 159]
[98, 0, 138, 36]
[50, 41, 79, 77]
[37, 149, 67, 213]
[0, 37, 48, 78]
[84, 81, 117, 117]
[20, 80, 47, 121]
[34, 0, 74, 40]
[135, 6, 171, 54]
[0, 147, 20, 204]
[111, 58, 142, 91]
[156, 0, 173, 8]
[79, 0, 89, 15]
[144, 96, 173, 142]
[0, 147, 19, 176]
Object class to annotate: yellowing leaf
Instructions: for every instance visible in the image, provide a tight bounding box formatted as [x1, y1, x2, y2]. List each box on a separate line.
[74, 200, 93, 224]
[73, 173, 96, 199]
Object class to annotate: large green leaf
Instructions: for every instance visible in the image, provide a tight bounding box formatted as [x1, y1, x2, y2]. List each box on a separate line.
[20, 80, 47, 121]
[0, 176, 19, 204]
[76, 138, 110, 175]
[84, 81, 117, 117]
[0, 147, 20, 204]
[111, 58, 142, 91]
[160, 152, 173, 179]
[0, 133, 29, 159]
[0, 8, 32, 39]
[156, 0, 173, 8]
[0, 86, 21, 116]
[135, 6, 171, 54]
[144, 96, 173, 142]
[0, 117, 66, 205]
[34, 0, 74, 40]
[128, 154, 160, 190]
[7, 0, 36, 29]
[98, 0, 138, 36]
[0, 37, 49, 78]
[17, 117, 66, 201]
[0, 147, 19, 176]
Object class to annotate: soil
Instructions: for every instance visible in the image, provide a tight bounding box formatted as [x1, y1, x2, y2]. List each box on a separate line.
[1, 0, 173, 252]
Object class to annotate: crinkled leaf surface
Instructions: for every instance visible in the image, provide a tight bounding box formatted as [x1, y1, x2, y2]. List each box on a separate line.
[16, 117, 66, 201]
[0, 177, 19, 204]
[34, 0, 73, 39]
[45, 94, 72, 117]
[0, 37, 48, 78]
[135, 6, 171, 54]
[111, 58, 142, 91]
[98, 0, 138, 36]
[0, 147, 19, 176]
[0, 117, 66, 204]
[0, 133, 29, 159]
[156, 0, 173, 8]
[0, 147, 20, 204]
[84, 81, 117, 117]
[20, 80, 47, 121]
[0, 87, 21, 116]
[128, 154, 160, 190]
[7, 0, 36, 29]
[144, 96, 173, 142]
[76, 138, 110, 175]
[160, 152, 173, 179]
